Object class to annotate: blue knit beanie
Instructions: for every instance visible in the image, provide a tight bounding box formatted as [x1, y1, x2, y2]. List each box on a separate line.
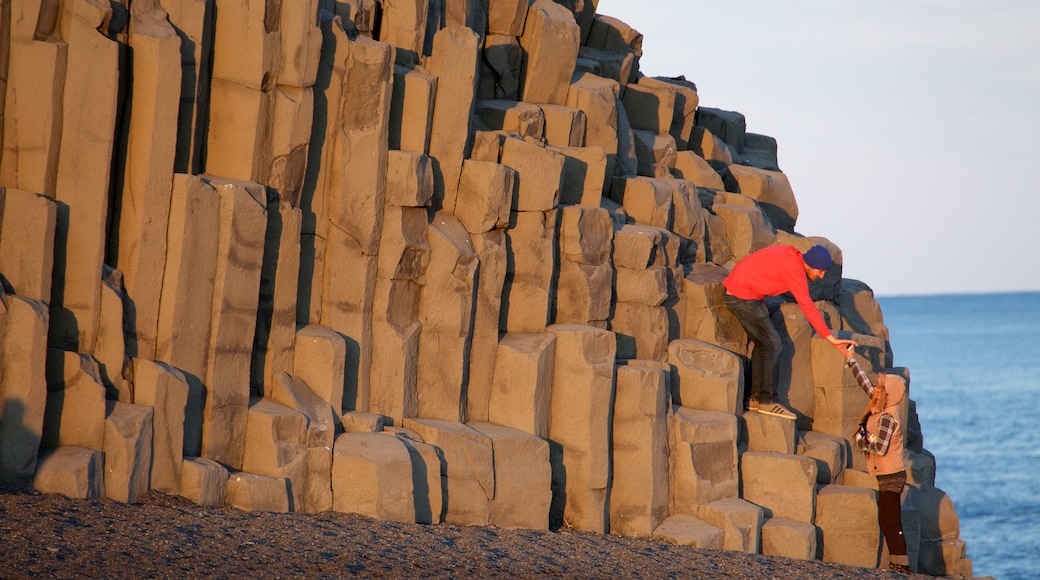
[803, 245, 832, 270]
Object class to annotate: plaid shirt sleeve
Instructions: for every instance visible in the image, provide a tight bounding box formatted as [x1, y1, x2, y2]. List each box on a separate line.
[846, 358, 875, 397]
[854, 413, 896, 456]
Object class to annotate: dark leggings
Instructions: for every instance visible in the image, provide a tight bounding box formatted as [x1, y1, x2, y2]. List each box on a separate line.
[877, 471, 907, 556]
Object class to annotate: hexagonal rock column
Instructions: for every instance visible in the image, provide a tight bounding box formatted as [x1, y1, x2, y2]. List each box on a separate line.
[199, 177, 267, 470]
[668, 339, 744, 414]
[555, 205, 613, 328]
[103, 401, 154, 503]
[469, 421, 552, 530]
[131, 359, 188, 495]
[545, 324, 615, 533]
[815, 484, 881, 568]
[740, 451, 818, 524]
[694, 496, 764, 554]
[652, 514, 723, 549]
[668, 407, 739, 510]
[762, 517, 818, 561]
[0, 295, 49, 488]
[416, 214, 477, 422]
[332, 431, 416, 523]
[32, 446, 105, 500]
[180, 457, 229, 508]
[402, 418, 494, 526]
[488, 333, 555, 438]
[609, 364, 669, 537]
[43, 349, 106, 451]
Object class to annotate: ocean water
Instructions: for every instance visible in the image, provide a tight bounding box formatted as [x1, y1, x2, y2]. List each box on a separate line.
[877, 292, 1040, 580]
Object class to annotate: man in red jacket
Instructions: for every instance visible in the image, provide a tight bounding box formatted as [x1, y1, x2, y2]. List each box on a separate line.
[722, 244, 857, 419]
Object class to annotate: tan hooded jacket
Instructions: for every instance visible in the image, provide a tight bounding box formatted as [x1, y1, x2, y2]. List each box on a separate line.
[865, 374, 910, 477]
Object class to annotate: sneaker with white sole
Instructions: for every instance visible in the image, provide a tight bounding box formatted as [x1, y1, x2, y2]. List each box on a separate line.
[755, 402, 796, 420]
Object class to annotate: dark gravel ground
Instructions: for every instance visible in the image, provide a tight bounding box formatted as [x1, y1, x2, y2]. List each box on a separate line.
[0, 485, 938, 579]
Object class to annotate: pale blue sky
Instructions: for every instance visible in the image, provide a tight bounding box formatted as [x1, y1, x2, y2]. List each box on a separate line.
[599, 0, 1040, 296]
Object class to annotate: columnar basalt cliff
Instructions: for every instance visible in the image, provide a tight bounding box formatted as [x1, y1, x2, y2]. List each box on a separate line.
[0, 0, 973, 576]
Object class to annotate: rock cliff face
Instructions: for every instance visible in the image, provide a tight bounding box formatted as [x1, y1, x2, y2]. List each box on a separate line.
[0, 0, 971, 577]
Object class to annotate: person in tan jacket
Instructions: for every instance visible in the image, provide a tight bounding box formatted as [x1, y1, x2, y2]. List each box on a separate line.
[847, 351, 912, 574]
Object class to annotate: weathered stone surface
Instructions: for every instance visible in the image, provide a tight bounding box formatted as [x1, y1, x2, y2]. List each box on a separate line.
[690, 126, 734, 169]
[388, 428, 445, 524]
[332, 432, 416, 522]
[694, 497, 763, 554]
[488, 333, 555, 437]
[327, 35, 393, 254]
[103, 401, 154, 503]
[712, 197, 777, 261]
[672, 151, 724, 191]
[615, 267, 668, 307]
[417, 214, 477, 422]
[680, 264, 746, 352]
[567, 73, 619, 180]
[541, 104, 586, 148]
[546, 324, 615, 532]
[385, 150, 434, 207]
[668, 406, 739, 509]
[469, 421, 552, 530]
[114, 4, 180, 361]
[43, 349, 106, 450]
[456, 160, 514, 233]
[740, 452, 818, 523]
[612, 302, 669, 362]
[610, 365, 669, 537]
[479, 35, 523, 101]
[200, 176, 267, 470]
[226, 471, 293, 513]
[797, 430, 849, 485]
[652, 514, 724, 549]
[474, 100, 544, 141]
[552, 146, 607, 206]
[47, 0, 120, 356]
[743, 410, 797, 455]
[501, 210, 557, 333]
[1, 40, 65, 197]
[242, 397, 308, 510]
[668, 339, 744, 414]
[724, 164, 798, 233]
[488, 0, 527, 36]
[622, 82, 675, 136]
[252, 202, 303, 395]
[32, 446, 105, 500]
[293, 325, 347, 420]
[179, 457, 229, 507]
[609, 177, 673, 230]
[762, 517, 818, 561]
[390, 64, 437, 156]
[320, 225, 376, 413]
[612, 223, 674, 270]
[379, 0, 428, 64]
[500, 137, 564, 212]
[697, 107, 746, 154]
[267, 85, 314, 206]
[0, 189, 57, 301]
[556, 205, 613, 326]
[631, 130, 676, 177]
[402, 419, 494, 526]
[0, 295, 49, 488]
[466, 230, 508, 423]
[518, 0, 579, 106]
[427, 26, 480, 214]
[131, 359, 189, 494]
[93, 268, 129, 401]
[816, 484, 881, 568]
